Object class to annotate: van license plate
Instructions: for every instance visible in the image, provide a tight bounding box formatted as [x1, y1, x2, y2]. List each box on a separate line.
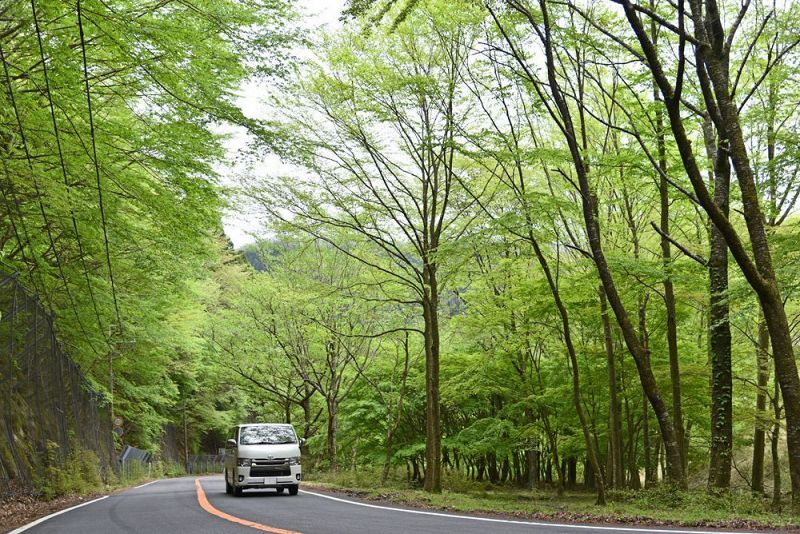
[266, 477, 277, 485]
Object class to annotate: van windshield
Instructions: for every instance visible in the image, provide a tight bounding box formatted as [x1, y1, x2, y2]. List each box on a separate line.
[239, 425, 296, 445]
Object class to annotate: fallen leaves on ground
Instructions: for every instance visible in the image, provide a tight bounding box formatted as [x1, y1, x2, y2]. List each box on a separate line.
[0, 488, 104, 533]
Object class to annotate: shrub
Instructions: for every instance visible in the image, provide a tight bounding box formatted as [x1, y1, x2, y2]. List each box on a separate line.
[34, 442, 103, 500]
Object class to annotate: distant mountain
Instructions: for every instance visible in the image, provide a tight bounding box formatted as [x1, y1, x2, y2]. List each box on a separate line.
[241, 247, 268, 272]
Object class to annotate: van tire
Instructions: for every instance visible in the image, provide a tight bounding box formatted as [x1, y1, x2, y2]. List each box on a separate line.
[288, 485, 299, 496]
[225, 471, 232, 495]
[234, 485, 243, 497]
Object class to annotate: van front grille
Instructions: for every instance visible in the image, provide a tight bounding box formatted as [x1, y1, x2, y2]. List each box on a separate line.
[250, 458, 290, 477]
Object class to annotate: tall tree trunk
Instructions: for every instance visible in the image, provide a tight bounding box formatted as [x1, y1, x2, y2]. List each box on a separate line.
[639, 297, 656, 488]
[422, 262, 441, 493]
[703, 117, 733, 490]
[300, 391, 313, 455]
[512, 452, 522, 485]
[584, 459, 596, 490]
[488, 453, 499, 484]
[327, 399, 338, 472]
[382, 333, 410, 484]
[752, 318, 770, 494]
[772, 379, 782, 511]
[652, 12, 686, 478]
[620, 0, 800, 506]
[525, 408, 538, 489]
[754, 80, 780, 495]
[500, 0, 685, 487]
[567, 457, 577, 489]
[622, 345, 641, 489]
[628, 435, 641, 489]
[745, 174, 800, 512]
[601, 287, 624, 489]
[411, 457, 421, 482]
[523, 227, 606, 503]
[382, 414, 396, 484]
[643, 395, 653, 488]
[543, 417, 564, 496]
[636, 0, 800, 506]
[525, 448, 536, 489]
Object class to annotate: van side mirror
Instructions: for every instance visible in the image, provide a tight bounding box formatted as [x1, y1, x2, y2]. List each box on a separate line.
[299, 438, 306, 446]
[226, 439, 237, 448]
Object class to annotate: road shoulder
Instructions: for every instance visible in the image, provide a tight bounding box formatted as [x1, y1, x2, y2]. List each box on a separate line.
[300, 483, 798, 533]
[0, 479, 162, 534]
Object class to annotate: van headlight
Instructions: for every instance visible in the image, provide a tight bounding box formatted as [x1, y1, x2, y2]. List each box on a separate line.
[237, 458, 252, 467]
[288, 456, 301, 465]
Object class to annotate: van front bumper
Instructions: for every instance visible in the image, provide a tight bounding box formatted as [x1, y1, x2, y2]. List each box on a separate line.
[235, 464, 302, 488]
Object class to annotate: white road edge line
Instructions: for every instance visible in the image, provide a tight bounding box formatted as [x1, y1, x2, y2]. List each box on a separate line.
[8, 495, 109, 534]
[8, 479, 161, 533]
[299, 490, 763, 534]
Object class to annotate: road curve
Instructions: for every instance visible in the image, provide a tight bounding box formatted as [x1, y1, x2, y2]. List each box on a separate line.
[12, 475, 768, 534]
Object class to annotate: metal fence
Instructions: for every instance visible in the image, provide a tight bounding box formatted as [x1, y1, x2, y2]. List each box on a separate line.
[188, 454, 225, 474]
[120, 444, 152, 465]
[119, 444, 152, 480]
[0, 270, 116, 497]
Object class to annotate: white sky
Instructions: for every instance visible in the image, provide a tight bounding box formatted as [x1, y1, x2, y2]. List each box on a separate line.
[220, 0, 346, 248]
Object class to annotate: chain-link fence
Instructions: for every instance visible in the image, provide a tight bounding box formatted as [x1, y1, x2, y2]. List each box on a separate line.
[0, 270, 116, 498]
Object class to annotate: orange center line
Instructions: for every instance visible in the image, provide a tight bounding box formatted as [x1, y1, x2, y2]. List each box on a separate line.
[194, 477, 303, 534]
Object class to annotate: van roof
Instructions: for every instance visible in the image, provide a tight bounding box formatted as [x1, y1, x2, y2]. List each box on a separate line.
[236, 423, 293, 427]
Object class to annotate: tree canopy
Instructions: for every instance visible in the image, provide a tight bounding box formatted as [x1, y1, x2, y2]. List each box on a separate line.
[4, 0, 800, 518]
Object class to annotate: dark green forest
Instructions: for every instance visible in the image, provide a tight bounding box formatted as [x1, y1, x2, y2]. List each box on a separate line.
[2, 0, 800, 525]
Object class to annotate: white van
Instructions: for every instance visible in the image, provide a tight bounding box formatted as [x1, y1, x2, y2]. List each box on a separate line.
[224, 423, 303, 496]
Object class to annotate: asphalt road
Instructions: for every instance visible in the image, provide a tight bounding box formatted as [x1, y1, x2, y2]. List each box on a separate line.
[12, 476, 766, 534]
